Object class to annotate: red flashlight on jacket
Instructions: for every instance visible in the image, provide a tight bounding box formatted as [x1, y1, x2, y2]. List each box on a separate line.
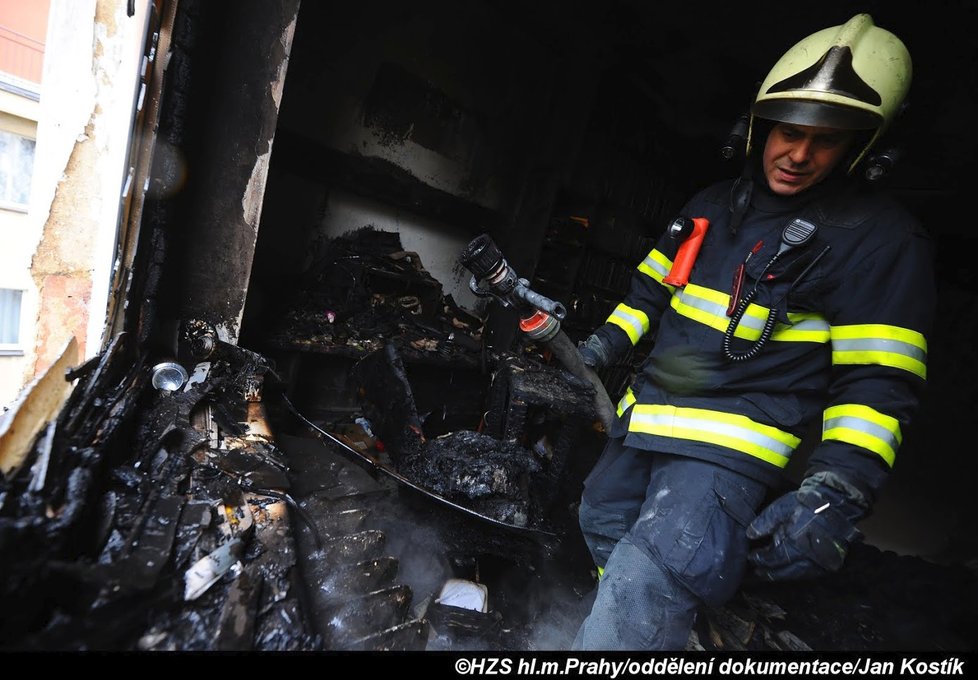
[663, 216, 710, 287]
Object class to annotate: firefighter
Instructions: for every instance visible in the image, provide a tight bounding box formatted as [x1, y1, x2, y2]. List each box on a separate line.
[573, 14, 934, 650]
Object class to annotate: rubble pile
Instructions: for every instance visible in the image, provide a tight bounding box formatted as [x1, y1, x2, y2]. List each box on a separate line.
[269, 227, 483, 365]
[0, 323, 438, 651]
[264, 228, 598, 536]
[400, 431, 543, 528]
[348, 342, 574, 532]
[0, 331, 320, 650]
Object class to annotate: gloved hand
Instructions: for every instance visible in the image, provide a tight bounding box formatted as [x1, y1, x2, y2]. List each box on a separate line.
[746, 479, 864, 581]
[578, 334, 612, 370]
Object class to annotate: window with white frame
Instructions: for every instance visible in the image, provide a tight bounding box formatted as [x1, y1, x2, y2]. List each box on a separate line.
[0, 129, 35, 209]
[0, 288, 23, 351]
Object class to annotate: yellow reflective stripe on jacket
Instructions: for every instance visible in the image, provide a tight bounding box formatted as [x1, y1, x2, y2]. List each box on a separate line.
[670, 283, 829, 343]
[616, 387, 637, 417]
[830, 324, 927, 379]
[607, 304, 650, 345]
[670, 284, 765, 339]
[596, 565, 605, 580]
[637, 249, 676, 293]
[822, 404, 902, 467]
[628, 404, 801, 468]
[775, 313, 832, 342]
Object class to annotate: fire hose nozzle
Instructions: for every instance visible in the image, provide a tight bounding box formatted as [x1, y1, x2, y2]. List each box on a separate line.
[458, 233, 616, 433]
[461, 234, 566, 321]
[460, 233, 506, 282]
[514, 280, 566, 321]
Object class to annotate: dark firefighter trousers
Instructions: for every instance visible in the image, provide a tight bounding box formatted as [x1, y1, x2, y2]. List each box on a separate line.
[574, 438, 767, 650]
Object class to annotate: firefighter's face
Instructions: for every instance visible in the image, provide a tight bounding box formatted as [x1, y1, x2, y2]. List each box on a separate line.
[762, 123, 855, 196]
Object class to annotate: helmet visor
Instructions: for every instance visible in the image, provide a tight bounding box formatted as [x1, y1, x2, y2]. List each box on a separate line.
[752, 99, 881, 130]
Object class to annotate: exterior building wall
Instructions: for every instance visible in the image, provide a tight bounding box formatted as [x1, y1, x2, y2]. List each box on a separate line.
[0, 0, 49, 84]
[29, 0, 149, 383]
[0, 0, 46, 406]
[1, 0, 148, 406]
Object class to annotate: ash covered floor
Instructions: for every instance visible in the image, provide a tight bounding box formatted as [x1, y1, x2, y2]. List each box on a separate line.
[275, 424, 978, 652]
[276, 428, 594, 650]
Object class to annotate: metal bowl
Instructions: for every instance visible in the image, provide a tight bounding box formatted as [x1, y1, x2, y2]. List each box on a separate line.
[151, 361, 189, 392]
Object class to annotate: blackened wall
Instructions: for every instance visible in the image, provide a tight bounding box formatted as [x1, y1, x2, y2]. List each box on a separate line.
[149, 0, 299, 346]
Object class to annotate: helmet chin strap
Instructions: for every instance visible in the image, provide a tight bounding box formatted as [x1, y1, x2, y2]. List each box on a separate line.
[730, 115, 785, 236]
[729, 133, 768, 235]
[729, 169, 753, 236]
[846, 128, 881, 174]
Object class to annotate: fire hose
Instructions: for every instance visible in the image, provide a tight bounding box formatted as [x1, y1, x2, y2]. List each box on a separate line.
[459, 234, 616, 433]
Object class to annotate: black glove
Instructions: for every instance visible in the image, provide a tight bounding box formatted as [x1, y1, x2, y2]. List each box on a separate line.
[578, 334, 611, 370]
[746, 479, 864, 581]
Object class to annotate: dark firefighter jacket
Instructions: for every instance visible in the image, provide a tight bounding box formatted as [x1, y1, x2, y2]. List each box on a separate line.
[592, 175, 935, 501]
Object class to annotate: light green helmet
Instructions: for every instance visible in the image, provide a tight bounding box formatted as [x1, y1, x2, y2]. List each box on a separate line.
[748, 14, 912, 171]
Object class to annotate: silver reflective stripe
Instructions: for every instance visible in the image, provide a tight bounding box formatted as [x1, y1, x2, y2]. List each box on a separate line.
[629, 411, 796, 459]
[675, 289, 765, 332]
[610, 307, 647, 343]
[832, 338, 927, 363]
[616, 390, 636, 417]
[641, 254, 670, 278]
[788, 316, 830, 333]
[823, 415, 900, 454]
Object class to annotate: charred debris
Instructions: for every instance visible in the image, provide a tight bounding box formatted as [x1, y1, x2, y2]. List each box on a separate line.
[2, 227, 976, 651]
[265, 227, 598, 533]
[0, 227, 603, 650]
[0, 332, 318, 650]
